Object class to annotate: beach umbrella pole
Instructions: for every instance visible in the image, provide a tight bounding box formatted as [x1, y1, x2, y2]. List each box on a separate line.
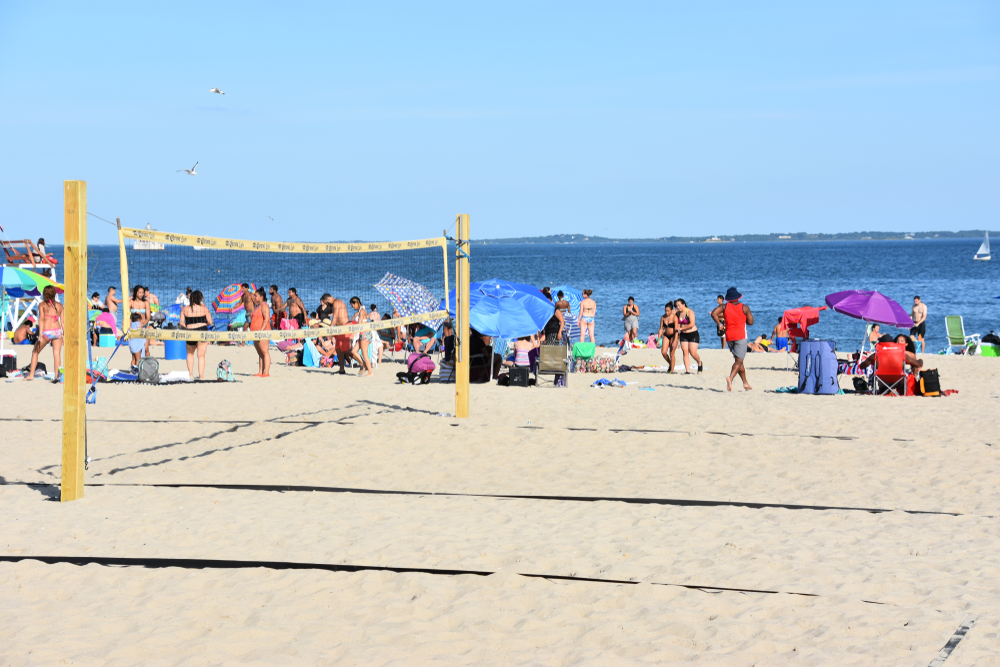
[455, 214, 470, 417]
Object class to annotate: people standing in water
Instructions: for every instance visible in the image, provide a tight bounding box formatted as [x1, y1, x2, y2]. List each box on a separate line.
[674, 298, 702, 374]
[715, 295, 727, 349]
[658, 301, 678, 372]
[579, 289, 596, 343]
[711, 286, 754, 392]
[249, 287, 272, 377]
[180, 290, 213, 380]
[27, 285, 63, 381]
[622, 297, 639, 343]
[911, 295, 927, 353]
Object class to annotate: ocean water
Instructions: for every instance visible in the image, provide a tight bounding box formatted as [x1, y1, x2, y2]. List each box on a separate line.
[45, 237, 1000, 352]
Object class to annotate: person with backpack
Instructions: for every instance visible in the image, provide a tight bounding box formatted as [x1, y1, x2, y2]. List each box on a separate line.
[711, 287, 754, 392]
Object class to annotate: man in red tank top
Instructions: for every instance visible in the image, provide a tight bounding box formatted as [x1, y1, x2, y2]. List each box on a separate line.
[711, 287, 755, 392]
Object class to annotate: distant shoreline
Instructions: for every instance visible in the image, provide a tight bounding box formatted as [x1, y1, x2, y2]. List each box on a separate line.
[474, 231, 995, 245]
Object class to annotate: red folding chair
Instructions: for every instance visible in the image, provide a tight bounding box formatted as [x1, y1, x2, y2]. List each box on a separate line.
[872, 342, 907, 396]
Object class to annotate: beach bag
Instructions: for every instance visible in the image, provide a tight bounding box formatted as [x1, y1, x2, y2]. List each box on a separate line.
[797, 339, 838, 395]
[137, 357, 160, 384]
[573, 342, 596, 359]
[438, 360, 456, 383]
[216, 359, 235, 382]
[509, 366, 530, 387]
[917, 369, 940, 397]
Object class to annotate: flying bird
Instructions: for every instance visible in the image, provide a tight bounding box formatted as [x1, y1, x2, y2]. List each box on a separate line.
[177, 162, 198, 175]
[268, 216, 274, 221]
[210, 87, 225, 95]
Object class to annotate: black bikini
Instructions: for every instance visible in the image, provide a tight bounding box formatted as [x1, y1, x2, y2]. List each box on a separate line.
[184, 314, 208, 345]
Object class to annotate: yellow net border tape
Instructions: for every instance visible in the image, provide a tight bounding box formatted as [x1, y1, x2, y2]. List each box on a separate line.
[120, 227, 446, 253]
[131, 311, 449, 342]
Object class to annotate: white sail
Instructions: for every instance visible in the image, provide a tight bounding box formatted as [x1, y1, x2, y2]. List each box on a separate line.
[974, 231, 990, 261]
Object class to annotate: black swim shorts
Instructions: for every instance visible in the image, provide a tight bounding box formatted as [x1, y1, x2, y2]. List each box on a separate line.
[910, 321, 926, 337]
[678, 330, 700, 344]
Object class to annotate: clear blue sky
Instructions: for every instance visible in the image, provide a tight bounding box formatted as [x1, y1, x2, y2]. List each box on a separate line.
[1, 1, 997, 244]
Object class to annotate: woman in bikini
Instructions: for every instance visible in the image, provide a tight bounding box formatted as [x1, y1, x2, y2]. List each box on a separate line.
[249, 287, 272, 377]
[348, 297, 374, 377]
[658, 301, 679, 372]
[578, 289, 596, 343]
[674, 298, 703, 374]
[180, 289, 213, 379]
[27, 285, 63, 381]
[130, 285, 151, 357]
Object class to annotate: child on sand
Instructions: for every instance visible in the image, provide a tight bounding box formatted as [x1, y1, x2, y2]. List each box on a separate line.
[128, 313, 145, 370]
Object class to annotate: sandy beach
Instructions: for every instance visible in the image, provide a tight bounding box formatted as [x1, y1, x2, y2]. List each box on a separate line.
[2, 344, 999, 665]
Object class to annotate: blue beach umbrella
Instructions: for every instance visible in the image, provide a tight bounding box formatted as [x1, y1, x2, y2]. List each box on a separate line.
[440, 278, 555, 338]
[550, 285, 583, 314]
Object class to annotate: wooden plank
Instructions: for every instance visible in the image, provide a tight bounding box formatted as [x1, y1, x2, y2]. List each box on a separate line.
[61, 181, 87, 502]
[455, 214, 470, 418]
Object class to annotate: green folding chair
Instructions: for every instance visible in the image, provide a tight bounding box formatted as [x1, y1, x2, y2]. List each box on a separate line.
[944, 316, 980, 355]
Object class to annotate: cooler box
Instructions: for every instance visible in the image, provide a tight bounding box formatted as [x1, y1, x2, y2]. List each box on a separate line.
[98, 333, 117, 347]
[797, 339, 838, 395]
[980, 343, 999, 358]
[164, 339, 186, 360]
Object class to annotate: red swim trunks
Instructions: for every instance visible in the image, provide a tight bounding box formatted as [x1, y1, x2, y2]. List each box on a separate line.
[335, 335, 352, 352]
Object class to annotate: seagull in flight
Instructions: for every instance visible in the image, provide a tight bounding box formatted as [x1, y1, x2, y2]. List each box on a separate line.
[177, 162, 198, 175]
[210, 87, 225, 95]
[268, 216, 274, 221]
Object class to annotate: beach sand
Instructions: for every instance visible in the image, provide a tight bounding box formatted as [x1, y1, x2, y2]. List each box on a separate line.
[2, 343, 999, 665]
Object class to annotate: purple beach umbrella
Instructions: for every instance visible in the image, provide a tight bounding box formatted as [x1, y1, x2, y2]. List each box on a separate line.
[824, 290, 914, 328]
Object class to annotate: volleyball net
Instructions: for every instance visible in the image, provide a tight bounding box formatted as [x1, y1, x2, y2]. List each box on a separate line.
[117, 226, 450, 343]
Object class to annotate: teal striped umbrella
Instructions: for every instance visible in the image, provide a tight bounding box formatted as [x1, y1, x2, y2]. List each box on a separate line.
[0, 266, 63, 298]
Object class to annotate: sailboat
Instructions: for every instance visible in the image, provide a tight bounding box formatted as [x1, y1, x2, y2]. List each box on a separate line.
[974, 231, 990, 261]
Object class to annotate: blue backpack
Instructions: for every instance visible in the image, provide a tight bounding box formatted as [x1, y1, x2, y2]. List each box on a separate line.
[797, 340, 838, 395]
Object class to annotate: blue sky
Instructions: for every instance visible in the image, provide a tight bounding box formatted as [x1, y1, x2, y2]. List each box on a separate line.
[1, 1, 997, 244]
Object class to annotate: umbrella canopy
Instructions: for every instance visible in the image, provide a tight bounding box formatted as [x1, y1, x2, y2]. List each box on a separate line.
[550, 285, 583, 314]
[212, 283, 255, 313]
[825, 290, 914, 328]
[782, 305, 826, 339]
[441, 278, 555, 338]
[0, 266, 64, 298]
[374, 272, 444, 330]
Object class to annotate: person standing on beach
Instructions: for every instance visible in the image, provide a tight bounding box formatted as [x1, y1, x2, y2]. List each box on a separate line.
[553, 291, 570, 341]
[579, 289, 596, 343]
[712, 287, 754, 392]
[105, 286, 122, 324]
[622, 297, 639, 343]
[249, 287, 271, 377]
[240, 284, 254, 331]
[715, 295, 726, 349]
[26, 285, 63, 381]
[269, 285, 285, 325]
[658, 302, 678, 371]
[674, 298, 702, 373]
[286, 288, 306, 327]
[911, 296, 927, 353]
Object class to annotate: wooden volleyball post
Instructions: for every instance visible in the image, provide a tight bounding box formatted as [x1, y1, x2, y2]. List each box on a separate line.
[61, 180, 87, 502]
[455, 214, 470, 418]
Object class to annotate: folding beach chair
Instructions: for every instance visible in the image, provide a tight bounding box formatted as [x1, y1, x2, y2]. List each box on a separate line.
[537, 344, 571, 387]
[944, 316, 980, 355]
[871, 342, 907, 396]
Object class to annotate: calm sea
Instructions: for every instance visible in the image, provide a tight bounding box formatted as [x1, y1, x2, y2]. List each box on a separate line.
[46, 238, 999, 352]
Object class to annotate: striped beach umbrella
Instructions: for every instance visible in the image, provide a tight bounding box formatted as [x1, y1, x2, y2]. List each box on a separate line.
[0, 266, 63, 298]
[212, 283, 255, 313]
[374, 273, 443, 329]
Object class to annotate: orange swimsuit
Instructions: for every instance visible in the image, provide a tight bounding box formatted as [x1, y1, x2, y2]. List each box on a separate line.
[250, 305, 271, 332]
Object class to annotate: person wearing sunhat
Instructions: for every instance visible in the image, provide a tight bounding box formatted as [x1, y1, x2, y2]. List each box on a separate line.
[711, 286, 755, 392]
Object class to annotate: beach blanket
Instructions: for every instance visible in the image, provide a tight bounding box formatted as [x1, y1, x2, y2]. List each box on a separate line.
[574, 356, 619, 373]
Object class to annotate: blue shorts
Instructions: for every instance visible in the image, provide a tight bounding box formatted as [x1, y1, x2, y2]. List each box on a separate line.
[775, 337, 788, 351]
